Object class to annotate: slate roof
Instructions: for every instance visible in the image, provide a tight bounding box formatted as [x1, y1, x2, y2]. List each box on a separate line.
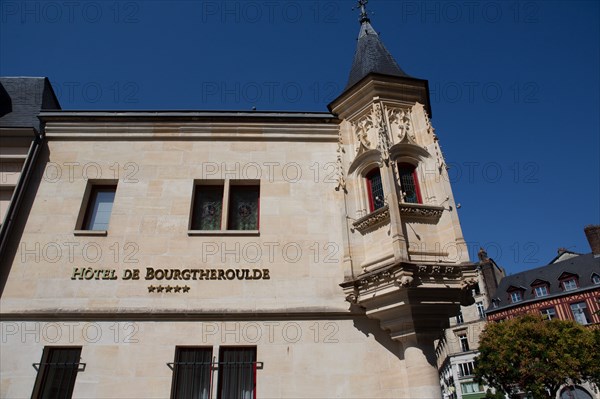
[488, 253, 600, 312]
[0, 77, 61, 133]
[345, 20, 411, 89]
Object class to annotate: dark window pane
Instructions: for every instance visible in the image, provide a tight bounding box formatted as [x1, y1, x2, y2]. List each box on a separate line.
[84, 186, 116, 230]
[217, 347, 256, 399]
[398, 164, 420, 204]
[227, 186, 259, 230]
[33, 347, 82, 399]
[192, 186, 224, 230]
[366, 169, 384, 211]
[171, 348, 212, 399]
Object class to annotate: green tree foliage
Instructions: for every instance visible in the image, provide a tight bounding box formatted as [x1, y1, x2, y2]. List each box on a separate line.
[474, 315, 599, 399]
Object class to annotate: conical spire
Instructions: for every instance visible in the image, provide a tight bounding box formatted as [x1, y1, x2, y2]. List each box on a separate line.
[346, 1, 410, 89]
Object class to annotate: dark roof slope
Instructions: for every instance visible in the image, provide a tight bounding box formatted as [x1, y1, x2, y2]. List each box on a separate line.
[0, 77, 61, 133]
[489, 253, 600, 312]
[346, 21, 411, 89]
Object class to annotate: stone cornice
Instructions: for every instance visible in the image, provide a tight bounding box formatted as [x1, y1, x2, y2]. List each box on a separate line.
[42, 121, 340, 141]
[0, 310, 361, 321]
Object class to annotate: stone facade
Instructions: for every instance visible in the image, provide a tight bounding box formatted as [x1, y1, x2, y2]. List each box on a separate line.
[0, 13, 478, 399]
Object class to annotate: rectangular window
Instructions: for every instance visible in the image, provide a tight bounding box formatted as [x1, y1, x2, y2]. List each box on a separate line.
[458, 334, 470, 352]
[461, 381, 482, 394]
[570, 302, 590, 325]
[82, 185, 116, 230]
[31, 347, 82, 399]
[563, 279, 578, 291]
[510, 291, 522, 303]
[457, 361, 475, 377]
[456, 312, 464, 324]
[534, 285, 549, 297]
[170, 347, 212, 399]
[541, 307, 557, 320]
[217, 347, 257, 399]
[227, 185, 259, 230]
[476, 302, 485, 319]
[191, 185, 224, 230]
[190, 181, 260, 233]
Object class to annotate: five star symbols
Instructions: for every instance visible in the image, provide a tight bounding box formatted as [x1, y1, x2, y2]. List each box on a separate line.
[147, 285, 190, 293]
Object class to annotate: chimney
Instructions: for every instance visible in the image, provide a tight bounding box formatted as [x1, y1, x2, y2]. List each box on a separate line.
[584, 225, 600, 256]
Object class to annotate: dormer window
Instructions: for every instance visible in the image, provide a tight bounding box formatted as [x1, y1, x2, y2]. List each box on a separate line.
[558, 272, 579, 292]
[530, 279, 550, 298]
[397, 163, 421, 204]
[534, 286, 549, 297]
[592, 273, 600, 285]
[507, 286, 525, 304]
[365, 168, 385, 212]
[510, 291, 523, 303]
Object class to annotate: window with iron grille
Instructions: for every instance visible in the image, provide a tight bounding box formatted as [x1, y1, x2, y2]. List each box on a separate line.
[31, 347, 83, 399]
[170, 347, 259, 399]
[217, 347, 257, 399]
[170, 347, 212, 399]
[365, 168, 384, 212]
[398, 163, 421, 204]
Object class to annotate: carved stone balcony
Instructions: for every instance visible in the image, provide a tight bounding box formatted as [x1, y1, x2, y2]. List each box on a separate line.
[341, 261, 478, 339]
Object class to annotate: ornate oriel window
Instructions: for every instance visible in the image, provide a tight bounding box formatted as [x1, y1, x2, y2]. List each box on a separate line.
[365, 168, 385, 212]
[397, 163, 421, 204]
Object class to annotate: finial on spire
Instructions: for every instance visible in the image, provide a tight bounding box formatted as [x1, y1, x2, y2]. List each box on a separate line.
[354, 0, 370, 24]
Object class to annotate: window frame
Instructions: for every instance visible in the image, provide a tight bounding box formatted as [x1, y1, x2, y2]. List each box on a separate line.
[397, 162, 422, 204]
[592, 273, 600, 285]
[458, 333, 470, 352]
[365, 167, 385, 212]
[170, 346, 213, 399]
[189, 180, 260, 236]
[534, 285, 549, 298]
[476, 302, 486, 319]
[31, 346, 83, 399]
[540, 307, 557, 320]
[74, 181, 117, 236]
[570, 301, 591, 325]
[216, 346, 257, 399]
[562, 278, 578, 291]
[510, 291, 523, 303]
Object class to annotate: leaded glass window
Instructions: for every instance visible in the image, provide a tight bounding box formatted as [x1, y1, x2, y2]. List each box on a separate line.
[398, 163, 420, 204]
[366, 168, 384, 211]
[171, 347, 212, 399]
[32, 347, 82, 399]
[228, 185, 259, 230]
[192, 186, 223, 230]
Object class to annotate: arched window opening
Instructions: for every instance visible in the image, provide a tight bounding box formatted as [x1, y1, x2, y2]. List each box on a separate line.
[398, 163, 421, 204]
[365, 168, 385, 212]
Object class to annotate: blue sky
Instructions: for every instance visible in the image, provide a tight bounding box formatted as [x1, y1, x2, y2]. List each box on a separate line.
[1, 0, 599, 274]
